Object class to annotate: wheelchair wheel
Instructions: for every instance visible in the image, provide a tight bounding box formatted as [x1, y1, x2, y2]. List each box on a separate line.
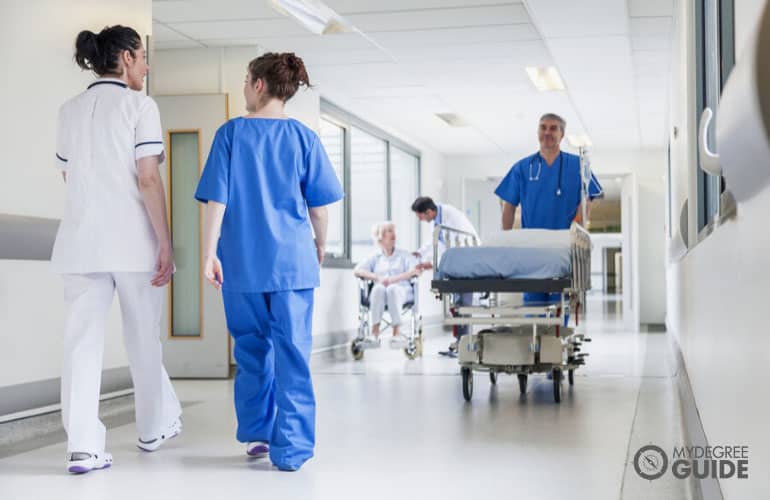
[351, 340, 364, 361]
[568, 369, 574, 386]
[489, 372, 497, 385]
[552, 368, 562, 403]
[517, 374, 528, 395]
[404, 342, 419, 360]
[415, 335, 423, 357]
[461, 367, 473, 402]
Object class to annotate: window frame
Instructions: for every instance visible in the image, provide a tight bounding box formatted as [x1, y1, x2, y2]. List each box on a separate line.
[319, 98, 422, 268]
[694, 0, 735, 243]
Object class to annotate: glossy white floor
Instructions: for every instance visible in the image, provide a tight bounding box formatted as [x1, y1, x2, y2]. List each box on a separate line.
[0, 295, 693, 500]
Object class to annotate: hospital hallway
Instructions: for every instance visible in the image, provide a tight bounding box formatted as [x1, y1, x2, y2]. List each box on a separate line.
[0, 293, 697, 500]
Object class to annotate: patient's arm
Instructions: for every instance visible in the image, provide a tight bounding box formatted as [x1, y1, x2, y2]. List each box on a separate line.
[502, 202, 516, 230]
[354, 268, 379, 281]
[386, 267, 421, 285]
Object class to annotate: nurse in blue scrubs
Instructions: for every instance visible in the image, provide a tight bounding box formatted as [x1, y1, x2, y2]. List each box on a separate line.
[195, 52, 343, 471]
[495, 112, 602, 304]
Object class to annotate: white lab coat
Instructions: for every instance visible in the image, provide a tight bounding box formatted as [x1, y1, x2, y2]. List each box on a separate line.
[416, 203, 480, 262]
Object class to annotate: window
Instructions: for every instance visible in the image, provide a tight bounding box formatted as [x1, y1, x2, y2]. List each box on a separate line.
[389, 146, 420, 251]
[318, 99, 421, 265]
[318, 118, 345, 257]
[695, 0, 735, 234]
[350, 127, 388, 261]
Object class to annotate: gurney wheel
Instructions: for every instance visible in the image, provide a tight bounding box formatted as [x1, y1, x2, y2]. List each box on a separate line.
[517, 374, 528, 395]
[552, 369, 562, 403]
[351, 340, 364, 361]
[568, 369, 574, 386]
[489, 372, 497, 385]
[461, 367, 473, 402]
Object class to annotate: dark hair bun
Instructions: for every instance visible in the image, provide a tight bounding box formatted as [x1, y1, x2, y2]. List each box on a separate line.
[247, 52, 312, 102]
[282, 53, 309, 86]
[74, 30, 101, 72]
[73, 25, 141, 76]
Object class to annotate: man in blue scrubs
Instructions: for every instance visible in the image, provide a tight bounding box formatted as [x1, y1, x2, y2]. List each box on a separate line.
[495, 113, 602, 303]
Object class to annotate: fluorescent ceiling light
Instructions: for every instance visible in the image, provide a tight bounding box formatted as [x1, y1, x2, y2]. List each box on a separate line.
[525, 66, 566, 92]
[435, 113, 470, 127]
[567, 133, 592, 148]
[270, 0, 355, 35]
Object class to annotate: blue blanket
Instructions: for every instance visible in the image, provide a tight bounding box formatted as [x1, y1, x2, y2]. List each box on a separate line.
[436, 247, 571, 280]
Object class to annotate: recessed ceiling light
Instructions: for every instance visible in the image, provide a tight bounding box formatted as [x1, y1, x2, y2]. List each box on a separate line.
[270, 0, 354, 35]
[435, 113, 470, 127]
[525, 66, 566, 92]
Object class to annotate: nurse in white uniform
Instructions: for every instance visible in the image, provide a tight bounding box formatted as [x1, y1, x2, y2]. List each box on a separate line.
[52, 25, 181, 474]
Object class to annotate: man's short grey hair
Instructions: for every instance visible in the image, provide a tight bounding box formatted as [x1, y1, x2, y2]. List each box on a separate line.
[539, 113, 566, 132]
[371, 221, 396, 245]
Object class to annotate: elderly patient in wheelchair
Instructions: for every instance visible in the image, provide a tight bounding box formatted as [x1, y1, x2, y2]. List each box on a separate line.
[353, 222, 422, 350]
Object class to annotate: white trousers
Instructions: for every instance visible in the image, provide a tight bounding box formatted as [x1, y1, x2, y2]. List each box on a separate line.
[370, 284, 410, 327]
[60, 272, 181, 454]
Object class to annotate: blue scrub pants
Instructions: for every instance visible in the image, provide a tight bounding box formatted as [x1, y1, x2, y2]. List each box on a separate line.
[222, 289, 315, 471]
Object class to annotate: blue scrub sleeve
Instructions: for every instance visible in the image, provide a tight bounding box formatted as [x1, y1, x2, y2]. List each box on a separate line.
[195, 125, 231, 205]
[494, 163, 521, 206]
[302, 137, 344, 208]
[588, 173, 603, 200]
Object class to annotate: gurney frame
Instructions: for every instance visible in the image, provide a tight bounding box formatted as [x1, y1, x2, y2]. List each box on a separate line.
[430, 223, 593, 403]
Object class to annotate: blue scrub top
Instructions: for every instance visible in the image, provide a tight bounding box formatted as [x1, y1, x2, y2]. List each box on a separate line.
[195, 117, 344, 293]
[494, 151, 603, 229]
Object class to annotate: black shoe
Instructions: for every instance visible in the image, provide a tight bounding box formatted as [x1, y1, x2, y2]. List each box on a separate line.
[439, 342, 458, 357]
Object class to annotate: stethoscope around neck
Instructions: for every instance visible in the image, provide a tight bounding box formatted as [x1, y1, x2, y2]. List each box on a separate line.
[528, 151, 564, 197]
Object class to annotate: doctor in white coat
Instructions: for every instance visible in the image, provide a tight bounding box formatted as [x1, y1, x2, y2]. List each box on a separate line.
[52, 25, 181, 474]
[412, 197, 479, 264]
[411, 197, 479, 356]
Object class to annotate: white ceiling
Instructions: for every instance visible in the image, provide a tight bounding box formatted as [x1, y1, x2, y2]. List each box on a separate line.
[152, 0, 672, 157]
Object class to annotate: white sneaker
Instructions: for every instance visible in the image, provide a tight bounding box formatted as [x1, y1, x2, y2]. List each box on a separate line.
[361, 336, 381, 348]
[137, 418, 182, 452]
[246, 441, 270, 458]
[67, 452, 113, 474]
[389, 335, 408, 348]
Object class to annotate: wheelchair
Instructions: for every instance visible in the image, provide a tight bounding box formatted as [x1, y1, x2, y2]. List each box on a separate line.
[350, 277, 423, 360]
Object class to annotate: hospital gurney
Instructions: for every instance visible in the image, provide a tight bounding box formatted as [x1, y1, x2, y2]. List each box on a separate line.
[430, 223, 592, 403]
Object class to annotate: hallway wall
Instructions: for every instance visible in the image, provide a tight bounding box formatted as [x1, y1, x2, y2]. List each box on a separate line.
[665, 0, 770, 498]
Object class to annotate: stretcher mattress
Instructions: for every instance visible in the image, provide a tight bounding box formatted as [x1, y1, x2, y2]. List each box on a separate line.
[435, 229, 572, 280]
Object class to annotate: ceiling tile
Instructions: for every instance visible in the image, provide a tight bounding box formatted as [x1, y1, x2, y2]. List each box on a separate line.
[326, 0, 524, 14]
[153, 0, 278, 23]
[346, 4, 531, 32]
